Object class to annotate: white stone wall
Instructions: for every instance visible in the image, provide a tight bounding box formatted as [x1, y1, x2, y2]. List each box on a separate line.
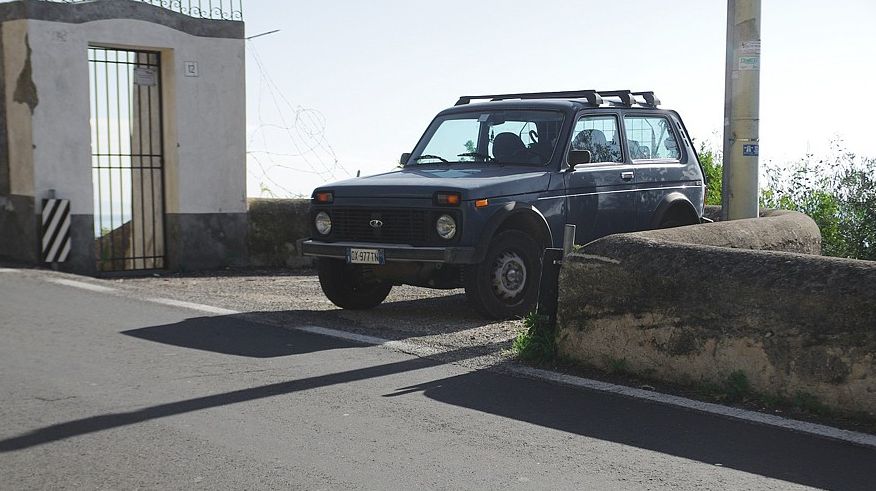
[16, 17, 245, 215]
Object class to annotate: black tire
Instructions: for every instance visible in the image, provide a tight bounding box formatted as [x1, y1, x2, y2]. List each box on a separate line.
[464, 230, 541, 319]
[317, 258, 392, 310]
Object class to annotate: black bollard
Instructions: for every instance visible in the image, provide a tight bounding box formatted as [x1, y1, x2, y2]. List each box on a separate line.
[536, 248, 564, 328]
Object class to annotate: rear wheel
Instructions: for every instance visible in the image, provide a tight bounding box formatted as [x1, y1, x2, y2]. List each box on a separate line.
[659, 206, 700, 229]
[317, 258, 392, 310]
[465, 230, 541, 319]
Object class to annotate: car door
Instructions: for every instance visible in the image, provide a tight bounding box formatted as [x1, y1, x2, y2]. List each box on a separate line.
[563, 112, 638, 244]
[622, 112, 693, 229]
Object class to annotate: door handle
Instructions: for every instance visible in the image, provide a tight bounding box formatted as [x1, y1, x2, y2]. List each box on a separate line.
[621, 171, 634, 181]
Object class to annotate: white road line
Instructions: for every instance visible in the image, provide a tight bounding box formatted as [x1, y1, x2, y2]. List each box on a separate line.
[512, 366, 876, 449]
[0, 268, 20, 273]
[144, 297, 239, 316]
[36, 279, 876, 449]
[48, 278, 117, 293]
[297, 325, 441, 357]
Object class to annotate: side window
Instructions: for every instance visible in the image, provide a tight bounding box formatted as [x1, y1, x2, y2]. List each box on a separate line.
[569, 115, 622, 163]
[623, 115, 681, 161]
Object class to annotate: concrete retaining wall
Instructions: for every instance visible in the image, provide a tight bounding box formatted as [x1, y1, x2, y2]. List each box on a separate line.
[247, 198, 312, 268]
[556, 211, 876, 415]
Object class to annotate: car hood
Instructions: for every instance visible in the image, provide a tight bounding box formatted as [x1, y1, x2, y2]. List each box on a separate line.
[321, 165, 551, 200]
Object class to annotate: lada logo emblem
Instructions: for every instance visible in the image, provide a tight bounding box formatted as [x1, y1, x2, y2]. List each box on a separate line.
[369, 219, 384, 229]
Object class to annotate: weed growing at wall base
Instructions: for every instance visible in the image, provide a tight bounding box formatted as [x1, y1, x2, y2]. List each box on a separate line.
[512, 311, 556, 363]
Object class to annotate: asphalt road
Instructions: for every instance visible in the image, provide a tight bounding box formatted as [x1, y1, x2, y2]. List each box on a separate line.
[1, 268, 874, 490]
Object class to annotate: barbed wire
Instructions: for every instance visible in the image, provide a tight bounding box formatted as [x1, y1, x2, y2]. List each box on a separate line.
[246, 40, 350, 197]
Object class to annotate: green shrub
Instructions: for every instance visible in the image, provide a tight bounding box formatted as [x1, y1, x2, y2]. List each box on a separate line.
[761, 144, 876, 261]
[512, 311, 556, 363]
[700, 139, 875, 261]
[698, 144, 723, 206]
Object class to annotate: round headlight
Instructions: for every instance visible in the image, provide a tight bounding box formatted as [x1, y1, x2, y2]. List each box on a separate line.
[315, 211, 332, 235]
[436, 214, 456, 240]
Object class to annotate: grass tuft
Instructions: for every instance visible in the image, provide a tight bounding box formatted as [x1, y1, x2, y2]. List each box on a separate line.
[512, 311, 556, 363]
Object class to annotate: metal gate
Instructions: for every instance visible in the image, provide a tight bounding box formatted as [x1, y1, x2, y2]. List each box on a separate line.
[89, 47, 165, 271]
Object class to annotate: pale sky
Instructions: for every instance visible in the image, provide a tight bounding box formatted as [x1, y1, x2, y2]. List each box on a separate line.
[12, 0, 870, 197]
[241, 0, 876, 197]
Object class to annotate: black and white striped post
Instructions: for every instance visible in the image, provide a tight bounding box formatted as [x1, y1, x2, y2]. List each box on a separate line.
[42, 198, 71, 263]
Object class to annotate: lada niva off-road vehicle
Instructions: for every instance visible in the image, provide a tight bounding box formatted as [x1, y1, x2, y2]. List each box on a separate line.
[301, 90, 706, 319]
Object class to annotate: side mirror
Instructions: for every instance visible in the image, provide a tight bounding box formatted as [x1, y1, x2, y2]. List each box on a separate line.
[400, 152, 411, 166]
[568, 150, 591, 170]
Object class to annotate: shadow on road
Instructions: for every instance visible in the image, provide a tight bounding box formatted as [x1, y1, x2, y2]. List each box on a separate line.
[4, 324, 874, 490]
[122, 293, 500, 358]
[387, 370, 876, 491]
[122, 315, 353, 357]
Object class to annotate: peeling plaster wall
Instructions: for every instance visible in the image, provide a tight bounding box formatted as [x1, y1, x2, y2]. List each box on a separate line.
[0, 1, 246, 271]
[0, 19, 38, 262]
[556, 211, 876, 415]
[2, 19, 34, 198]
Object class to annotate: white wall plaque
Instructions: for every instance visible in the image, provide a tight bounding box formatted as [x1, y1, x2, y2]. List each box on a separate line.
[133, 67, 158, 86]
[184, 61, 199, 77]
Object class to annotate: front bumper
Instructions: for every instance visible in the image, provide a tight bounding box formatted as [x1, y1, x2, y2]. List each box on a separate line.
[299, 239, 479, 264]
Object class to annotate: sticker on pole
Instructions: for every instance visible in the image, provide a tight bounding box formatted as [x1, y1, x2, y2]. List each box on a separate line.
[743, 144, 759, 157]
[740, 40, 761, 54]
[739, 56, 760, 71]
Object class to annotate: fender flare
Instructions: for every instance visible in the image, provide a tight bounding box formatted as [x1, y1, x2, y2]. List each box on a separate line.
[474, 202, 554, 262]
[650, 192, 700, 228]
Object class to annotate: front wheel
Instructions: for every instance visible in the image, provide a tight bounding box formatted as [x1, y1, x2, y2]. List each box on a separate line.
[465, 230, 541, 319]
[317, 259, 392, 310]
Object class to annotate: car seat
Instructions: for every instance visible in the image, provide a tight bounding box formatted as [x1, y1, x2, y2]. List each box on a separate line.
[492, 132, 527, 161]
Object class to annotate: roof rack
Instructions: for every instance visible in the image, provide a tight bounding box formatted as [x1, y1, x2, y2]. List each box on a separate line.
[454, 89, 660, 108]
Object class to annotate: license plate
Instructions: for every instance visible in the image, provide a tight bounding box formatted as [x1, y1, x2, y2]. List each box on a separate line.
[347, 248, 384, 265]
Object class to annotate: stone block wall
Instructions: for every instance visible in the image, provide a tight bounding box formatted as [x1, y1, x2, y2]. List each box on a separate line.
[247, 198, 312, 268]
[556, 211, 876, 415]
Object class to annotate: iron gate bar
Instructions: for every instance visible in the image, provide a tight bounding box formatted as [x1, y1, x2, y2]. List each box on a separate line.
[89, 47, 166, 271]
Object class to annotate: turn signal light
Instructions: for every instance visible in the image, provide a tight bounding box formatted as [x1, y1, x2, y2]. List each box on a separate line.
[314, 191, 334, 203]
[475, 199, 489, 208]
[435, 192, 461, 206]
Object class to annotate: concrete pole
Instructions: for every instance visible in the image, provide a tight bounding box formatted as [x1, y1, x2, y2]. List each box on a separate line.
[721, 0, 761, 220]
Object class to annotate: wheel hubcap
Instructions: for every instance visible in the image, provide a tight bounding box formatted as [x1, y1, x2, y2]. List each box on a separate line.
[491, 251, 527, 301]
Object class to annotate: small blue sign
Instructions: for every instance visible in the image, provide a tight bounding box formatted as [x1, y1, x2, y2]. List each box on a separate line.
[743, 144, 759, 157]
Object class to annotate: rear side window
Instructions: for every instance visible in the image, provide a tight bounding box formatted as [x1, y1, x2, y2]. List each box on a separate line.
[624, 115, 681, 161]
[569, 115, 623, 163]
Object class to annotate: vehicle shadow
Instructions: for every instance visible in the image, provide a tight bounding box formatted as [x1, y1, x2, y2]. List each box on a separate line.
[122, 314, 353, 358]
[120, 291, 506, 358]
[341, 292, 506, 334]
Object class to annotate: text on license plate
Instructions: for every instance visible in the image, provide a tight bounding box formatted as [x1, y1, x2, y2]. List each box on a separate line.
[347, 248, 384, 265]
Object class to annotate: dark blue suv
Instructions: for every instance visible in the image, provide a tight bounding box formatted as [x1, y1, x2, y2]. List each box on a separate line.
[302, 90, 705, 318]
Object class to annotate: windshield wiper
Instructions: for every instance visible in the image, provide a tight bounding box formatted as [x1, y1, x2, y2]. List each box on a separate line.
[457, 152, 494, 161]
[413, 154, 449, 163]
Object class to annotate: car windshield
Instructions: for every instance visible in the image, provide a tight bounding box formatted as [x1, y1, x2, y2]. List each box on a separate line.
[408, 110, 565, 166]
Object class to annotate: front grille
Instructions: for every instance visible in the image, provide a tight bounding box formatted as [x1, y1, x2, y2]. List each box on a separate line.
[330, 208, 432, 245]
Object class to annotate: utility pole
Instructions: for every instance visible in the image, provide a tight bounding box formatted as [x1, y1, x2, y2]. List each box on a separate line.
[722, 0, 761, 220]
